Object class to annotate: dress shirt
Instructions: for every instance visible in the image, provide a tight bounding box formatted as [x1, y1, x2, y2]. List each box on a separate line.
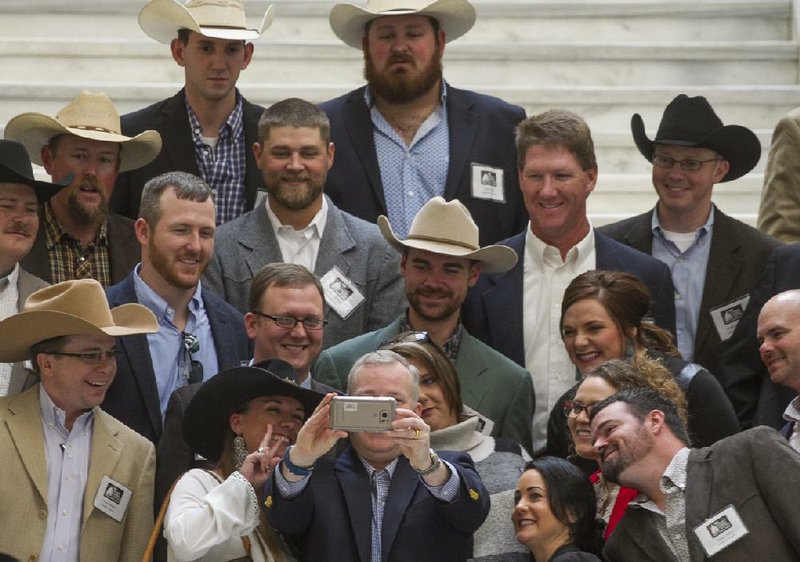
[367, 85, 449, 239]
[522, 225, 596, 449]
[651, 206, 714, 362]
[187, 92, 247, 225]
[43, 202, 111, 287]
[398, 312, 463, 362]
[0, 264, 20, 395]
[265, 195, 328, 273]
[783, 396, 800, 453]
[631, 447, 691, 562]
[133, 266, 219, 418]
[39, 385, 94, 562]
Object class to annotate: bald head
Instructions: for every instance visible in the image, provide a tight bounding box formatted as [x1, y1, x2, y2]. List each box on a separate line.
[758, 290, 800, 392]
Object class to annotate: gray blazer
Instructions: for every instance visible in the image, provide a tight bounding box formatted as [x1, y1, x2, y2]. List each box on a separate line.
[6, 268, 48, 396]
[203, 196, 406, 349]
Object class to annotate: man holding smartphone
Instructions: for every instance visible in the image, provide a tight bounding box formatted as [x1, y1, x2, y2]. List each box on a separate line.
[265, 349, 490, 562]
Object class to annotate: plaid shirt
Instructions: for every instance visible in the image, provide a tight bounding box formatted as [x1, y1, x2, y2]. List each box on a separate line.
[399, 314, 463, 362]
[44, 202, 111, 287]
[186, 92, 247, 225]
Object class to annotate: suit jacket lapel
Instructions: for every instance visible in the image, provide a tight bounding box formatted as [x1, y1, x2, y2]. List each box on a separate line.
[242, 98, 264, 210]
[160, 90, 202, 176]
[381, 459, 419, 561]
[341, 90, 386, 211]
[685, 449, 714, 561]
[8, 271, 46, 394]
[621, 211, 655, 254]
[335, 448, 374, 562]
[482, 233, 525, 364]
[240, 203, 283, 279]
[83, 410, 122, 525]
[106, 214, 138, 284]
[6, 388, 49, 503]
[315, 199, 356, 278]
[454, 333, 490, 406]
[204, 291, 238, 369]
[444, 87, 478, 200]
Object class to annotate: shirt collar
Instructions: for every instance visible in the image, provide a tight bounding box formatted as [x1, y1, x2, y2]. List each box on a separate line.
[265, 194, 329, 237]
[784, 396, 800, 423]
[525, 222, 595, 268]
[39, 383, 94, 435]
[360, 455, 400, 477]
[186, 88, 244, 139]
[43, 201, 108, 249]
[133, 263, 204, 322]
[652, 203, 715, 238]
[364, 81, 448, 108]
[0, 262, 20, 290]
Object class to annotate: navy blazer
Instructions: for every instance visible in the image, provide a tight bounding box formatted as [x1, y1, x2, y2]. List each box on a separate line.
[721, 243, 800, 429]
[266, 447, 490, 562]
[320, 84, 528, 246]
[102, 272, 250, 444]
[111, 89, 264, 220]
[463, 231, 677, 367]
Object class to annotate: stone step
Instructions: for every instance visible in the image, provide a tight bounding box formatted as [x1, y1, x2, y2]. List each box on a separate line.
[3, 37, 795, 87]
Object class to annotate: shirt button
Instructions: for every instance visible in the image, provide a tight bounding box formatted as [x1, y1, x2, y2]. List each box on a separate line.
[407, 191, 415, 197]
[58, 545, 64, 551]
[62, 510, 67, 516]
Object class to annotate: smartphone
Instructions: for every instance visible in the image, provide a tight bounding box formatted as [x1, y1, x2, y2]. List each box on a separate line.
[329, 396, 396, 432]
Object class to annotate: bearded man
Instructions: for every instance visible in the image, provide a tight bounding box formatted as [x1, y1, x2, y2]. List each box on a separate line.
[4, 91, 161, 287]
[319, 0, 527, 246]
[204, 97, 405, 350]
[102, 171, 250, 444]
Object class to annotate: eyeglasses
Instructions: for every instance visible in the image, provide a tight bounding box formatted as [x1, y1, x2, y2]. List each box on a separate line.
[182, 332, 203, 384]
[251, 311, 327, 331]
[45, 348, 120, 365]
[563, 399, 595, 418]
[386, 331, 432, 345]
[652, 155, 721, 172]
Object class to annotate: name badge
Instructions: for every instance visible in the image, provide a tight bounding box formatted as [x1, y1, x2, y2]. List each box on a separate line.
[320, 267, 365, 320]
[463, 405, 495, 436]
[693, 504, 749, 557]
[709, 294, 750, 342]
[93, 476, 132, 522]
[471, 163, 505, 203]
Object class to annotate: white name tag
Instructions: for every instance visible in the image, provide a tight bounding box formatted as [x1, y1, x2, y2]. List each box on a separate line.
[93, 476, 132, 522]
[320, 267, 365, 320]
[463, 405, 495, 436]
[693, 504, 749, 557]
[471, 163, 505, 203]
[709, 294, 750, 342]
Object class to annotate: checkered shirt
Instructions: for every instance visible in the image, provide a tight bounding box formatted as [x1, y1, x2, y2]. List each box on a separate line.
[44, 202, 111, 287]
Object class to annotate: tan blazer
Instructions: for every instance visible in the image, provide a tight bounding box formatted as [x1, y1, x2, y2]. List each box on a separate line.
[6, 268, 48, 396]
[758, 106, 800, 242]
[0, 386, 155, 561]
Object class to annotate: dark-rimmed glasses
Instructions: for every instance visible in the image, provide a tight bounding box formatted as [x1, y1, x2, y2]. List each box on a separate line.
[251, 311, 327, 331]
[45, 348, 120, 366]
[563, 399, 595, 418]
[652, 155, 721, 172]
[182, 332, 203, 384]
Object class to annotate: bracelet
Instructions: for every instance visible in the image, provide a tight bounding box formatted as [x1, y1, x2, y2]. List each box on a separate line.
[283, 446, 315, 477]
[414, 449, 441, 476]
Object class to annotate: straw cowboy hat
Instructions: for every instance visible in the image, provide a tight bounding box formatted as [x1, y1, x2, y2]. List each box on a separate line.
[330, 0, 476, 49]
[0, 279, 158, 363]
[0, 139, 69, 203]
[378, 196, 517, 273]
[182, 359, 325, 462]
[139, 0, 275, 44]
[631, 94, 761, 183]
[4, 91, 162, 173]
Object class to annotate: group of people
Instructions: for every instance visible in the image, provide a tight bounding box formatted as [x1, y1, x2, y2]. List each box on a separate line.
[3, 0, 800, 561]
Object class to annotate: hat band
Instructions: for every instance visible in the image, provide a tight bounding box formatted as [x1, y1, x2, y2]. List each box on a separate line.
[68, 124, 120, 135]
[406, 233, 479, 251]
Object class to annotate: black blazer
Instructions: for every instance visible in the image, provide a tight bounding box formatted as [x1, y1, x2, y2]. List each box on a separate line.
[462, 231, 677, 368]
[320, 84, 528, 246]
[102, 272, 251, 444]
[111, 89, 265, 219]
[598, 206, 780, 379]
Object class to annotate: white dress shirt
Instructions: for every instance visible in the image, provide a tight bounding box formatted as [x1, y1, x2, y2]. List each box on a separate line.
[266, 196, 328, 273]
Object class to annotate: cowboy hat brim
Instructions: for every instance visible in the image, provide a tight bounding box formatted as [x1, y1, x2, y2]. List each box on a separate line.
[330, 0, 476, 49]
[378, 215, 517, 273]
[0, 304, 158, 363]
[0, 164, 68, 203]
[631, 113, 760, 182]
[4, 112, 162, 173]
[183, 364, 325, 462]
[139, 0, 275, 44]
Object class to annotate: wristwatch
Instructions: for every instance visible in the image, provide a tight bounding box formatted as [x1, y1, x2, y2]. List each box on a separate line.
[414, 449, 441, 476]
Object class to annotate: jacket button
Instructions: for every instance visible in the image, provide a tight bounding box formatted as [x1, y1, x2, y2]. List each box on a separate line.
[29, 555, 38, 561]
[39, 509, 47, 519]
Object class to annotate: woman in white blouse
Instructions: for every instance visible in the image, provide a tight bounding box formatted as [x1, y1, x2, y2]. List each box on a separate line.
[164, 360, 325, 561]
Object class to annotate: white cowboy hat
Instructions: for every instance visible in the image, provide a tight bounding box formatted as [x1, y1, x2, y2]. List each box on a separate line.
[139, 0, 275, 44]
[0, 279, 158, 363]
[378, 196, 517, 273]
[4, 91, 162, 173]
[330, 0, 476, 49]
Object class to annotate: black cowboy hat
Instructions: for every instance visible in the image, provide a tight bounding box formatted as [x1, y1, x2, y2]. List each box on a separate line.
[0, 139, 69, 202]
[182, 359, 325, 462]
[631, 94, 760, 182]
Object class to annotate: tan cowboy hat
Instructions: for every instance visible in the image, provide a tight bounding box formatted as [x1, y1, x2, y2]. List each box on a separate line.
[0, 279, 158, 363]
[378, 196, 517, 273]
[139, 0, 275, 44]
[4, 91, 162, 173]
[330, 0, 476, 49]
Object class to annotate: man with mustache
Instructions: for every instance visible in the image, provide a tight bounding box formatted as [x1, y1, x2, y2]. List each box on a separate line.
[205, 97, 405, 350]
[4, 91, 162, 288]
[0, 140, 68, 397]
[314, 196, 535, 451]
[590, 388, 800, 561]
[101, 171, 249, 445]
[320, 0, 527, 246]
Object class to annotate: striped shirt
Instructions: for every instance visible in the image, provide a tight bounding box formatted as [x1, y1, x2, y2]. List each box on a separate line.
[43, 202, 111, 287]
